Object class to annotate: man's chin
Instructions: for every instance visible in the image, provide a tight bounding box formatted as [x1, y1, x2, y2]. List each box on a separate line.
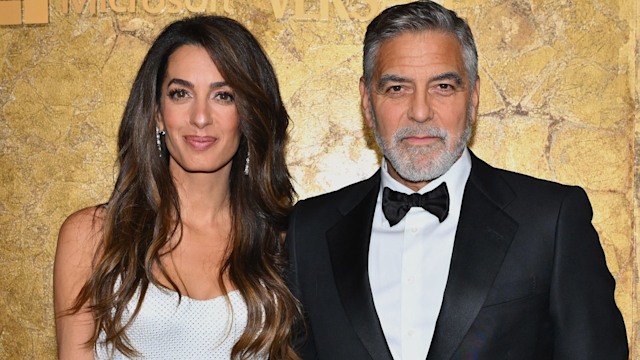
[400, 151, 442, 168]
[391, 153, 453, 182]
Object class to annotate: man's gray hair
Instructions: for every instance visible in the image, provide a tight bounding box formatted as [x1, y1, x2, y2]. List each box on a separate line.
[363, 0, 478, 91]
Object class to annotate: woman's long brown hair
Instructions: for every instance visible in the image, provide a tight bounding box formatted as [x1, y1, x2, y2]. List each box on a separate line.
[67, 16, 300, 359]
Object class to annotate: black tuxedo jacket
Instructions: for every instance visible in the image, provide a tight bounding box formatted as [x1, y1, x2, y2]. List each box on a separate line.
[287, 152, 627, 360]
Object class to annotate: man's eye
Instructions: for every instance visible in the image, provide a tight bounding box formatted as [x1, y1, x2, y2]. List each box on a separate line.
[388, 85, 403, 92]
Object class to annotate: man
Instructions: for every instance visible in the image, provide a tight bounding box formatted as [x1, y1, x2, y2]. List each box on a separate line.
[286, 1, 628, 359]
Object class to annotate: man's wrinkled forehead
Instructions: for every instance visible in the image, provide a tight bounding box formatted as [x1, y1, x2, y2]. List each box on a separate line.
[372, 30, 467, 81]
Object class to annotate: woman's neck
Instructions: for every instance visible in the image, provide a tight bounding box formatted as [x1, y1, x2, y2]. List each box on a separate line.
[170, 164, 233, 229]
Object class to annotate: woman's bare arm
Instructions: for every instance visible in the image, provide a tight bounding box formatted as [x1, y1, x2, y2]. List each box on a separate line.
[54, 206, 104, 359]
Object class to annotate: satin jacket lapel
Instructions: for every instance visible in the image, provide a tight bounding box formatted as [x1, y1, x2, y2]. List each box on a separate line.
[427, 153, 519, 360]
[326, 173, 394, 360]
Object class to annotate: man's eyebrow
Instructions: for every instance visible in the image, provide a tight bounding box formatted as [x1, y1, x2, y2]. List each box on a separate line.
[376, 74, 411, 91]
[430, 72, 464, 86]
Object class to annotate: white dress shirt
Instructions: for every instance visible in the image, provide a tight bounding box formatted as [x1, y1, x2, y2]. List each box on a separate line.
[368, 148, 472, 360]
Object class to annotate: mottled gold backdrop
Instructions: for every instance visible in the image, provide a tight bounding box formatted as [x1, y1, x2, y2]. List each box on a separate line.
[0, 0, 637, 357]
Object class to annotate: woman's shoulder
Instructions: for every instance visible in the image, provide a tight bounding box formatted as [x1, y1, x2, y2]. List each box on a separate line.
[57, 205, 106, 255]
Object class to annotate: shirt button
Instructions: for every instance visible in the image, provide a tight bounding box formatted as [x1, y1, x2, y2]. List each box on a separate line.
[408, 330, 415, 337]
[407, 276, 415, 284]
[410, 227, 418, 233]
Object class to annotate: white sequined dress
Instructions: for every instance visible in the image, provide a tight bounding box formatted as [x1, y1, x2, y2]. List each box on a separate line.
[95, 283, 258, 359]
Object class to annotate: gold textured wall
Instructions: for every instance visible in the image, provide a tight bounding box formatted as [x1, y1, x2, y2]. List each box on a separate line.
[0, 0, 637, 357]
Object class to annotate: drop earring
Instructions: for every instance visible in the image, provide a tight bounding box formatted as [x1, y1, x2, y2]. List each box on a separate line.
[244, 153, 250, 176]
[156, 126, 165, 157]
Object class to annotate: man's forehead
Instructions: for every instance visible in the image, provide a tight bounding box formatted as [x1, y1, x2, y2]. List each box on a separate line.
[373, 30, 466, 80]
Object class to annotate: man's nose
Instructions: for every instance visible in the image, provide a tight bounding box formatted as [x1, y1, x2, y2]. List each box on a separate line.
[407, 90, 433, 123]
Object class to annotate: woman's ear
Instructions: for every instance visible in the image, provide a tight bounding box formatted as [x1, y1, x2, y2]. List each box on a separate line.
[156, 110, 164, 132]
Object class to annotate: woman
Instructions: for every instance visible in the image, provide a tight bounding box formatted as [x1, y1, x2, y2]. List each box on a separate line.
[54, 16, 299, 359]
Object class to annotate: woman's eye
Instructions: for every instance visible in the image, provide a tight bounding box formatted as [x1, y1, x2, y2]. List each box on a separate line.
[168, 89, 189, 99]
[214, 91, 235, 103]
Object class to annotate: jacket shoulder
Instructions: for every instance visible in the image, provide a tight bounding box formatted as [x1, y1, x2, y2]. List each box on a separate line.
[292, 171, 379, 222]
[472, 153, 580, 197]
[495, 167, 584, 200]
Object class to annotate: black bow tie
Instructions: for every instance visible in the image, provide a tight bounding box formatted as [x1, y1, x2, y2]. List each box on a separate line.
[382, 183, 450, 227]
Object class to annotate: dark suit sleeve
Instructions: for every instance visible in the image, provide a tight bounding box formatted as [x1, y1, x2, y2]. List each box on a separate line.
[286, 203, 319, 359]
[549, 187, 628, 359]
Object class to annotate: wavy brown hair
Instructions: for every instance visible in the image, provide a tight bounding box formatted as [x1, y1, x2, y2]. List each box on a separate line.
[67, 15, 300, 359]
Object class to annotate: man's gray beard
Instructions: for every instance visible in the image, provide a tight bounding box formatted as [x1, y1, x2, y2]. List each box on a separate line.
[372, 112, 472, 183]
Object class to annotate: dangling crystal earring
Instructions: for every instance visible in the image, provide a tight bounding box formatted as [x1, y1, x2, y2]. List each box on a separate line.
[156, 126, 165, 157]
[244, 153, 250, 176]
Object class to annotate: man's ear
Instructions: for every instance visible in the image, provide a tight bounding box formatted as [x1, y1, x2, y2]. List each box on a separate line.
[359, 77, 374, 128]
[470, 76, 480, 125]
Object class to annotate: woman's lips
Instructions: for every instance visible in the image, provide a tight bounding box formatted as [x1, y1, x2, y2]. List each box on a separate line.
[184, 135, 216, 150]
